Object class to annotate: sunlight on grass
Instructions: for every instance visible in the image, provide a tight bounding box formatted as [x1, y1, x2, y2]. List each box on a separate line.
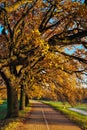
[74, 103, 87, 111]
[42, 101, 87, 130]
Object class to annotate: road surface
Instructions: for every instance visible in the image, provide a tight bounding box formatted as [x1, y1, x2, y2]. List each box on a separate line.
[15, 100, 81, 130]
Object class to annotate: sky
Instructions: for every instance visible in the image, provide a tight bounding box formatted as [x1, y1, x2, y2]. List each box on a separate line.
[64, 45, 86, 55]
[72, 0, 84, 3]
[0, 24, 8, 35]
[0, 24, 3, 35]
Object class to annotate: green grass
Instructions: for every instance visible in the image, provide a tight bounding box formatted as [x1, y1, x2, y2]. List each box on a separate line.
[19, 104, 32, 118]
[74, 103, 87, 111]
[42, 101, 87, 130]
[0, 101, 32, 130]
[0, 100, 7, 119]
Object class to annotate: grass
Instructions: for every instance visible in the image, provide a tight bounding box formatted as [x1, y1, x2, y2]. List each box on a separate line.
[0, 100, 7, 119]
[19, 104, 32, 118]
[1, 99, 87, 129]
[74, 103, 87, 111]
[3, 106, 32, 130]
[42, 101, 87, 130]
[0, 100, 32, 130]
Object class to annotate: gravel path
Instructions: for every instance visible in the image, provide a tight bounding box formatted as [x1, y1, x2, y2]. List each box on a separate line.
[14, 100, 81, 130]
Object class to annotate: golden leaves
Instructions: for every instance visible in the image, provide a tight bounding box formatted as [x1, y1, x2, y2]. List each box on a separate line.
[29, 29, 49, 55]
[5, 0, 33, 12]
[77, 5, 87, 18]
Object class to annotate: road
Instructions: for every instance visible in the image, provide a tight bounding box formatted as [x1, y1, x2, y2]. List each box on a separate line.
[15, 100, 81, 130]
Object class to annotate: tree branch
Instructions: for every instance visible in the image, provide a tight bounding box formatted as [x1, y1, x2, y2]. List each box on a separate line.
[39, 5, 55, 32]
[4, 0, 34, 12]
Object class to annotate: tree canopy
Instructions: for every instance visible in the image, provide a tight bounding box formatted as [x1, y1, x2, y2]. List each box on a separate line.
[0, 0, 87, 117]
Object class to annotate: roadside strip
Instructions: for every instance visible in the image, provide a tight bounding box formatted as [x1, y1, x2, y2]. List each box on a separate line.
[68, 108, 87, 116]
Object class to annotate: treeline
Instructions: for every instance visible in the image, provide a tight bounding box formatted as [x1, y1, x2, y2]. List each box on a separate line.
[0, 0, 87, 118]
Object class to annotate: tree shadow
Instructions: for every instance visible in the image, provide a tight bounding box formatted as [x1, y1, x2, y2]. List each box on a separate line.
[24, 102, 74, 126]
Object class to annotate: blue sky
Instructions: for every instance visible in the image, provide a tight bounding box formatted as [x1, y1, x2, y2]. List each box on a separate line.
[0, 24, 3, 35]
[64, 45, 85, 55]
[65, 45, 87, 60]
[72, 0, 84, 3]
[0, 24, 8, 35]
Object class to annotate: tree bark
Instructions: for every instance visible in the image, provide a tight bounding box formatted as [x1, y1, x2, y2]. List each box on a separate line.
[19, 84, 25, 110]
[25, 94, 29, 107]
[6, 86, 19, 118]
[84, 0, 87, 4]
[0, 69, 19, 118]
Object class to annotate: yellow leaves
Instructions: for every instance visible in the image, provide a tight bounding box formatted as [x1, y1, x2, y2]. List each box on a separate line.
[30, 29, 49, 55]
[58, 75, 64, 84]
[41, 43, 49, 56]
[16, 65, 23, 73]
[30, 76, 34, 83]
[55, 63, 58, 68]
[64, 1, 79, 11]
[32, 29, 41, 35]
[29, 84, 43, 99]
[5, 122, 20, 130]
[50, 83, 55, 90]
[31, 29, 41, 46]
[31, 29, 41, 39]
[77, 5, 87, 18]
[16, 29, 20, 35]
[5, 0, 33, 12]
[46, 52, 55, 59]
[61, 66, 64, 70]
[0, 100, 3, 105]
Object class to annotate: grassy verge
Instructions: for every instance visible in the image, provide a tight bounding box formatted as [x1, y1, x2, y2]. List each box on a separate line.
[74, 103, 87, 111]
[3, 105, 32, 130]
[0, 100, 7, 119]
[0, 100, 32, 130]
[42, 101, 87, 130]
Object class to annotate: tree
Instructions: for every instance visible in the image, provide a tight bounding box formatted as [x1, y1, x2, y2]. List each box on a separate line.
[0, 0, 48, 117]
[0, 0, 87, 118]
[85, 0, 87, 5]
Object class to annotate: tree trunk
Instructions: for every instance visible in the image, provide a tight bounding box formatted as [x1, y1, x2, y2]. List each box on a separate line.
[85, 0, 87, 4]
[0, 69, 19, 118]
[19, 84, 25, 110]
[6, 86, 19, 118]
[25, 94, 29, 107]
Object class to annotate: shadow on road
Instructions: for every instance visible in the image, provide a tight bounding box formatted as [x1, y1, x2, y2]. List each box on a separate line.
[24, 102, 74, 126]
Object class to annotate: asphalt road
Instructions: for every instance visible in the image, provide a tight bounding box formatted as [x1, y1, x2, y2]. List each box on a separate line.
[18, 100, 81, 130]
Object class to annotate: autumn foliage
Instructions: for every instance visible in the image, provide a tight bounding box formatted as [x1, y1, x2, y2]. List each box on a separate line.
[0, 0, 87, 118]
